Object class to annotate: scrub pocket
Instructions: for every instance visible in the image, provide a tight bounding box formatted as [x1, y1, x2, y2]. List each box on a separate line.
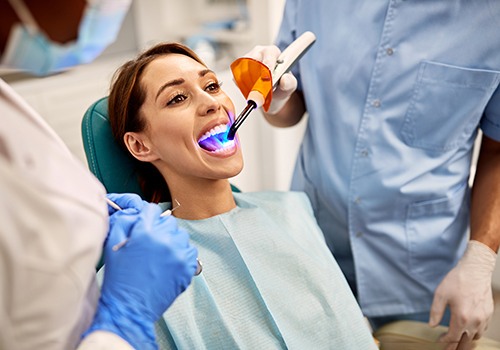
[401, 61, 500, 151]
[405, 183, 469, 282]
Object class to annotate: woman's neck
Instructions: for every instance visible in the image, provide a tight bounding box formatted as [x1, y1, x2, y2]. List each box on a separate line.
[168, 179, 236, 220]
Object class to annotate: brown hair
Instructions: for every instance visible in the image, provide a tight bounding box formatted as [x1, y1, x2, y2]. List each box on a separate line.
[108, 42, 206, 203]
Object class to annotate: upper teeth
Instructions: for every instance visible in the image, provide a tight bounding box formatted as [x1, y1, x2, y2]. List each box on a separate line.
[198, 124, 228, 142]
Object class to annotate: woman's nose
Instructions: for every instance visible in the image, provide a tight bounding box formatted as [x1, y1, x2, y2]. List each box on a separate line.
[198, 92, 220, 116]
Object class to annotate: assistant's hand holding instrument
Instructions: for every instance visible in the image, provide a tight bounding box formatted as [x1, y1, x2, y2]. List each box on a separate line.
[227, 31, 316, 140]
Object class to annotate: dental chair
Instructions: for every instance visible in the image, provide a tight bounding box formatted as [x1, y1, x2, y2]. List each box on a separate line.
[81, 97, 143, 196]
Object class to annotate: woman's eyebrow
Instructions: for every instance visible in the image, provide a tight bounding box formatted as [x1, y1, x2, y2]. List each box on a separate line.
[155, 78, 184, 102]
[199, 69, 215, 77]
[155, 69, 216, 102]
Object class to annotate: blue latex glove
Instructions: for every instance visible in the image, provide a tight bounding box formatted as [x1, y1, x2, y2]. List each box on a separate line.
[106, 193, 145, 215]
[94, 193, 147, 270]
[84, 198, 198, 349]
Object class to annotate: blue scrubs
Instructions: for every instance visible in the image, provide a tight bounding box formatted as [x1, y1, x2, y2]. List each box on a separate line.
[276, 0, 500, 317]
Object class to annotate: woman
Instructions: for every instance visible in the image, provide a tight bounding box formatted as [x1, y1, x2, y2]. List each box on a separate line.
[107, 42, 377, 349]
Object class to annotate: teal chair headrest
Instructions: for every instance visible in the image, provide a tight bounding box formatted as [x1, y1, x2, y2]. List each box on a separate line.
[81, 96, 144, 196]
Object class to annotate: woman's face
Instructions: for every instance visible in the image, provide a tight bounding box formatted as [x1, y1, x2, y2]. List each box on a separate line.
[127, 53, 243, 183]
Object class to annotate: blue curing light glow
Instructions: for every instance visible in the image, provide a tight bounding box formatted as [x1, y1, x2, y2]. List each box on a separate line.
[216, 129, 237, 149]
[198, 126, 235, 152]
[219, 129, 232, 144]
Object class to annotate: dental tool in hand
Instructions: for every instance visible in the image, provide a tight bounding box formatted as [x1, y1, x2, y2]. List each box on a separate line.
[227, 31, 316, 140]
[105, 197, 202, 275]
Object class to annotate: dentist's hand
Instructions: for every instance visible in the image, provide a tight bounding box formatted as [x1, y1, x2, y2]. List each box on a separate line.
[106, 192, 145, 215]
[429, 240, 497, 349]
[84, 200, 198, 350]
[243, 45, 298, 115]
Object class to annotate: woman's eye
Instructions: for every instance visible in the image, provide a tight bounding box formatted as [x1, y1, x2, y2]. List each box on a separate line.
[206, 81, 222, 92]
[167, 94, 187, 106]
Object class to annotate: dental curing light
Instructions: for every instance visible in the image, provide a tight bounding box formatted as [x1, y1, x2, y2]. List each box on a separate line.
[227, 31, 316, 140]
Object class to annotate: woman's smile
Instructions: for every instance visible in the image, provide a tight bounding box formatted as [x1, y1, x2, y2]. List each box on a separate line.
[198, 123, 236, 153]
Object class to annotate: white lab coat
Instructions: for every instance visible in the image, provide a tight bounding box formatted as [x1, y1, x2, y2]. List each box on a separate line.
[0, 79, 132, 350]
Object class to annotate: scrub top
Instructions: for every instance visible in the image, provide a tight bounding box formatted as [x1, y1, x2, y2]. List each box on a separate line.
[0, 79, 108, 349]
[276, 0, 500, 317]
[158, 191, 377, 350]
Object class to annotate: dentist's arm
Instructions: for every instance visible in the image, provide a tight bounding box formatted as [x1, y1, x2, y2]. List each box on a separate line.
[430, 135, 500, 348]
[79, 193, 198, 350]
[242, 45, 306, 127]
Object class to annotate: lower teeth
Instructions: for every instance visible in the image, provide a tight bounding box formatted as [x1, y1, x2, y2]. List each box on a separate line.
[212, 142, 234, 153]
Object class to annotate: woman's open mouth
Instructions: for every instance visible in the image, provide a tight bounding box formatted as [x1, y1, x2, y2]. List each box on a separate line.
[198, 123, 235, 153]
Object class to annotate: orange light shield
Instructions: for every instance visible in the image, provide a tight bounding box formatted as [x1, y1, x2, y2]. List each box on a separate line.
[230, 57, 273, 111]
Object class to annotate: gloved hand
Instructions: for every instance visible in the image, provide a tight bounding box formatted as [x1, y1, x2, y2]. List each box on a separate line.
[106, 192, 145, 215]
[84, 201, 198, 349]
[243, 45, 298, 115]
[429, 240, 497, 349]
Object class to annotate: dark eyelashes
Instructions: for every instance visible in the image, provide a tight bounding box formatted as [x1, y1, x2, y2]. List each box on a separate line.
[165, 80, 223, 106]
[167, 94, 187, 106]
[207, 81, 223, 91]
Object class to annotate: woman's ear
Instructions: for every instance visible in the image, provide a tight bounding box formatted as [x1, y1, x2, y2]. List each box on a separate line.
[124, 132, 159, 162]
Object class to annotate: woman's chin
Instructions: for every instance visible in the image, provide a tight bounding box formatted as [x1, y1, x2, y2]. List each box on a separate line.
[198, 142, 243, 177]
